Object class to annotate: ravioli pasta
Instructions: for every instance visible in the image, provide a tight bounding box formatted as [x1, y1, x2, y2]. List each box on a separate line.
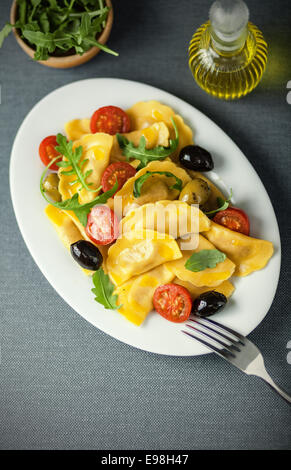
[110, 122, 170, 163]
[45, 204, 109, 270]
[126, 100, 194, 160]
[203, 221, 274, 277]
[42, 99, 274, 326]
[65, 118, 91, 141]
[166, 236, 236, 287]
[120, 200, 210, 237]
[112, 160, 192, 215]
[106, 229, 182, 286]
[174, 278, 235, 300]
[114, 265, 175, 325]
[45, 204, 84, 249]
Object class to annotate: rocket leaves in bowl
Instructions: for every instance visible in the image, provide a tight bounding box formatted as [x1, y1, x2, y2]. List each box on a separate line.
[0, 0, 118, 60]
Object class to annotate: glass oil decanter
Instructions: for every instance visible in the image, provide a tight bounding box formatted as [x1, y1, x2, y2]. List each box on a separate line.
[188, 0, 268, 99]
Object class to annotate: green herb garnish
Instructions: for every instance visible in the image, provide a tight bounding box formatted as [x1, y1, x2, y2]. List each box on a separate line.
[92, 268, 120, 310]
[133, 171, 182, 198]
[185, 249, 226, 272]
[0, 24, 13, 47]
[55, 133, 96, 193]
[116, 117, 179, 170]
[0, 0, 118, 60]
[40, 156, 118, 226]
[205, 189, 233, 216]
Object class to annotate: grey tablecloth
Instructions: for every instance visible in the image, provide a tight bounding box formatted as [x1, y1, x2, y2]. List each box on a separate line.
[0, 0, 291, 450]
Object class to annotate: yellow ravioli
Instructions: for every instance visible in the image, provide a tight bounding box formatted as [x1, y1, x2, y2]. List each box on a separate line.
[45, 205, 109, 271]
[203, 222, 274, 277]
[174, 278, 235, 299]
[110, 122, 170, 163]
[114, 265, 175, 326]
[65, 118, 91, 141]
[45, 204, 84, 248]
[106, 229, 182, 286]
[45, 205, 92, 275]
[165, 235, 235, 287]
[58, 132, 113, 205]
[113, 160, 191, 215]
[126, 100, 193, 160]
[120, 200, 210, 238]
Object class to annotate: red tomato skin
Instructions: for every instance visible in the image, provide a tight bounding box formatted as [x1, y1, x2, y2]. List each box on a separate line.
[86, 205, 119, 246]
[39, 135, 61, 171]
[90, 106, 131, 135]
[153, 284, 192, 323]
[213, 207, 250, 236]
[101, 162, 136, 195]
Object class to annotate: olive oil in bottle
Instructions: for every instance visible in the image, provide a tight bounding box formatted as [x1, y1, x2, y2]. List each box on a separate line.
[188, 0, 268, 100]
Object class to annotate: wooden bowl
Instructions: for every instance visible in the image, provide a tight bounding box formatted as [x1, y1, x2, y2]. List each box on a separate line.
[10, 0, 114, 69]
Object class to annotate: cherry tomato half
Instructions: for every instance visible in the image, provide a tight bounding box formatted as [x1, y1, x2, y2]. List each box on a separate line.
[90, 106, 131, 135]
[101, 162, 136, 195]
[39, 135, 62, 171]
[153, 284, 192, 323]
[213, 207, 250, 236]
[86, 205, 119, 245]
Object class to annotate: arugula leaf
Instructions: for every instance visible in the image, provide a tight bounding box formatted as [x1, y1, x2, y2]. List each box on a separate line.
[83, 36, 119, 56]
[116, 117, 179, 169]
[40, 156, 118, 226]
[53, 184, 115, 226]
[39, 11, 50, 34]
[80, 12, 91, 38]
[47, 0, 59, 8]
[42, 180, 117, 227]
[205, 189, 233, 216]
[185, 249, 226, 272]
[71, 184, 118, 226]
[0, 24, 13, 47]
[92, 268, 120, 310]
[29, 0, 42, 21]
[0, 0, 118, 58]
[133, 171, 183, 198]
[91, 8, 108, 28]
[22, 29, 53, 51]
[18, 0, 28, 25]
[55, 133, 96, 193]
[34, 45, 49, 61]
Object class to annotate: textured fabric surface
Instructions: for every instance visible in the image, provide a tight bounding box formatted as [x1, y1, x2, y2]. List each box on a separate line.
[0, 0, 291, 450]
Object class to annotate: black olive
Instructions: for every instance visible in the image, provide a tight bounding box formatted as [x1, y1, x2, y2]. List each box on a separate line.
[179, 145, 214, 172]
[70, 240, 103, 271]
[192, 291, 227, 317]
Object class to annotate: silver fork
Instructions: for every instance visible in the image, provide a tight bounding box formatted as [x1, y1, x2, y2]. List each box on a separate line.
[182, 316, 291, 404]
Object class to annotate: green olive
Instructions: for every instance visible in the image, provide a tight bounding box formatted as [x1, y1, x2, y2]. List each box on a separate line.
[179, 178, 211, 206]
[43, 173, 61, 202]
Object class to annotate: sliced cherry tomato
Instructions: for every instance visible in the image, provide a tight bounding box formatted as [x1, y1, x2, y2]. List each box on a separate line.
[86, 205, 119, 245]
[213, 207, 250, 236]
[90, 106, 131, 135]
[39, 135, 61, 171]
[101, 162, 136, 195]
[153, 284, 192, 323]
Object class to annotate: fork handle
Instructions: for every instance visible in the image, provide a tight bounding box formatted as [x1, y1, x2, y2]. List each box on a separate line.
[257, 370, 291, 404]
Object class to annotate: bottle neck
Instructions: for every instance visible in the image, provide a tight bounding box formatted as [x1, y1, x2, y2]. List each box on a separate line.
[210, 24, 248, 54]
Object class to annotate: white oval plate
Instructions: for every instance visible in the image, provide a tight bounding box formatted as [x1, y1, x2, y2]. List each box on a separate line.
[10, 78, 281, 356]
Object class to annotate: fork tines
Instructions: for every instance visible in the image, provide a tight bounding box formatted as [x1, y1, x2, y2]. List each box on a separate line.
[182, 316, 245, 358]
